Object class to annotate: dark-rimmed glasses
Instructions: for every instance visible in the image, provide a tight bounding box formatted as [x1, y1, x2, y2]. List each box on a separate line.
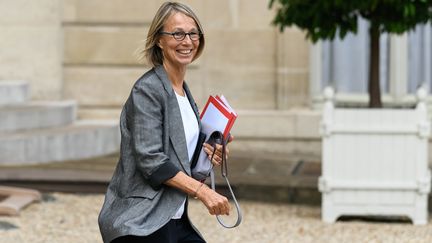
[160, 31, 201, 41]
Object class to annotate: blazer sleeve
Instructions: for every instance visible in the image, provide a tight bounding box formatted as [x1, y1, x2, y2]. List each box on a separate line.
[128, 81, 180, 190]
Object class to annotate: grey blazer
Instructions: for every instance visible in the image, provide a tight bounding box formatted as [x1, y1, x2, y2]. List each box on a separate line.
[98, 65, 202, 243]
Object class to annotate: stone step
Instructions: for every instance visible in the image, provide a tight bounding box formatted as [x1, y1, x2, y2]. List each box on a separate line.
[0, 101, 77, 132]
[0, 186, 41, 216]
[0, 120, 120, 165]
[0, 151, 320, 189]
[0, 81, 29, 105]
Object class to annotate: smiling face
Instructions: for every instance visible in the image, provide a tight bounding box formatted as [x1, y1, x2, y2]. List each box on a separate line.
[158, 12, 200, 69]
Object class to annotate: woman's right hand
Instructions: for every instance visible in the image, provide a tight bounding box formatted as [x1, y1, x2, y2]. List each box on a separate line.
[196, 184, 230, 216]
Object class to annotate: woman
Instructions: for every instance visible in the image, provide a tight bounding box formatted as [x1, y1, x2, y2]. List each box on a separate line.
[98, 2, 231, 243]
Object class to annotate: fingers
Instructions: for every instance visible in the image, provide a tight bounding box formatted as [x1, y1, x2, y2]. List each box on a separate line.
[202, 142, 231, 165]
[203, 143, 223, 166]
[228, 134, 234, 143]
[199, 185, 230, 216]
[207, 195, 230, 216]
[203, 143, 222, 156]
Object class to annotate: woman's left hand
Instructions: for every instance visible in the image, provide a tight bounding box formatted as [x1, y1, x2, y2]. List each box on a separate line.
[203, 143, 228, 166]
[203, 134, 234, 166]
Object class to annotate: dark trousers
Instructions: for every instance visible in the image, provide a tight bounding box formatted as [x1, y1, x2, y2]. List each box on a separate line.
[111, 216, 205, 243]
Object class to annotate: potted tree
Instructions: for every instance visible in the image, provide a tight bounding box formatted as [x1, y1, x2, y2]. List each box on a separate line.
[269, 0, 432, 107]
[270, 0, 432, 224]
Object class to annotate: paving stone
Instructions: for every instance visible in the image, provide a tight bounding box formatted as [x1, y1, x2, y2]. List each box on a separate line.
[0, 221, 18, 231]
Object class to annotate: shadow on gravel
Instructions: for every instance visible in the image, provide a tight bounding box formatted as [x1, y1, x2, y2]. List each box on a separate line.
[338, 215, 413, 224]
[217, 185, 321, 206]
[0, 221, 18, 231]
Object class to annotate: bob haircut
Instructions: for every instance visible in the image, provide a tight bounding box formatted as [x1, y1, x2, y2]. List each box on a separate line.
[137, 2, 205, 66]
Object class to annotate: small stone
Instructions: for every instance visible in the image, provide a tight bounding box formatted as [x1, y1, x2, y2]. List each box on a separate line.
[0, 221, 18, 231]
[41, 193, 57, 202]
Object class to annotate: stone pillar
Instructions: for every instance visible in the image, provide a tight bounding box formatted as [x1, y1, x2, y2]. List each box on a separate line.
[389, 33, 408, 101]
[0, 0, 63, 100]
[276, 28, 310, 109]
[309, 42, 322, 99]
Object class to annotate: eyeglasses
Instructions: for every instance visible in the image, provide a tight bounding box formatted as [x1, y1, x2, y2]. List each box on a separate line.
[160, 31, 201, 41]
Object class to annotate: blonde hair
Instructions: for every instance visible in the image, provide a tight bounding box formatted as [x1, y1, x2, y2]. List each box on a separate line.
[136, 2, 205, 66]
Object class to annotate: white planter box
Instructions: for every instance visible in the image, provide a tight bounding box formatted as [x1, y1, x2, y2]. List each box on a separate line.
[319, 87, 431, 225]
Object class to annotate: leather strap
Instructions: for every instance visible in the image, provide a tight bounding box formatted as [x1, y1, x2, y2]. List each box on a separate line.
[207, 133, 242, 228]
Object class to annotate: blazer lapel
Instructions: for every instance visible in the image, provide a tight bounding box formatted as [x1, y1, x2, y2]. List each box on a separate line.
[167, 96, 190, 172]
[155, 65, 200, 125]
[155, 65, 191, 174]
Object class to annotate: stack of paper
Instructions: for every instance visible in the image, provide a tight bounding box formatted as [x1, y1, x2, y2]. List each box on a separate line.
[200, 95, 237, 140]
[192, 95, 237, 180]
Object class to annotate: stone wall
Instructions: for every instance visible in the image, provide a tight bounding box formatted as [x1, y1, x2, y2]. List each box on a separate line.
[0, 0, 63, 100]
[0, 0, 317, 158]
[3, 1, 432, 167]
[62, 0, 311, 118]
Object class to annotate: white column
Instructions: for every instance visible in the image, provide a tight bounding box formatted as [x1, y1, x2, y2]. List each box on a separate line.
[0, 0, 63, 100]
[424, 26, 431, 91]
[389, 34, 408, 100]
[309, 41, 323, 104]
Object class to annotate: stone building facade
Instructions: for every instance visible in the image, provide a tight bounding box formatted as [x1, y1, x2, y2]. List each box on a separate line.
[5, 0, 432, 167]
[0, 0, 339, 163]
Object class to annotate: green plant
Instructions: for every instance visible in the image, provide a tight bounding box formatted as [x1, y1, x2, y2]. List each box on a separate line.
[270, 0, 432, 107]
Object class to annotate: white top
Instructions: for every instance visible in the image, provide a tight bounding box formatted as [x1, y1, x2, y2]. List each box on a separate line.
[172, 90, 199, 219]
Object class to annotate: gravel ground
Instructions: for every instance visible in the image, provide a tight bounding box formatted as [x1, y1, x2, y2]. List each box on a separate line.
[1, 193, 432, 243]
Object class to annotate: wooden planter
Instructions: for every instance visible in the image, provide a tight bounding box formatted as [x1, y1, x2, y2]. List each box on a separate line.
[319, 87, 431, 225]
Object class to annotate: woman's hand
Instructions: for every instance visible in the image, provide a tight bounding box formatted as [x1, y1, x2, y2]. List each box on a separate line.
[165, 172, 230, 215]
[202, 134, 234, 166]
[195, 183, 230, 216]
[202, 143, 226, 166]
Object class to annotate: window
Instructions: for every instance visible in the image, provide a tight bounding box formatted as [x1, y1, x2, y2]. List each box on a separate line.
[310, 20, 432, 107]
[408, 23, 432, 94]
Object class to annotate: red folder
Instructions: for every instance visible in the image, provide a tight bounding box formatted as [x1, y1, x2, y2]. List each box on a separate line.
[200, 95, 237, 139]
[191, 95, 237, 181]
